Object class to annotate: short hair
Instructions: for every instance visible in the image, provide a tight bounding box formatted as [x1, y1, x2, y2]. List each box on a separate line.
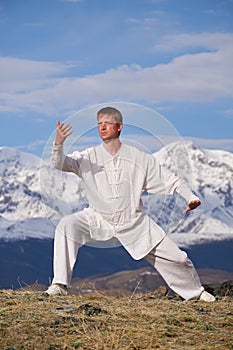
[97, 107, 123, 123]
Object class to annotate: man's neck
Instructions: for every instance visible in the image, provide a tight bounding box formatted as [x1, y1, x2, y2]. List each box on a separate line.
[102, 138, 122, 156]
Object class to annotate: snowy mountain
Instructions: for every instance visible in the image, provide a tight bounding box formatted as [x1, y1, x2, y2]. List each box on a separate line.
[0, 143, 232, 246]
[0, 146, 86, 240]
[149, 141, 233, 246]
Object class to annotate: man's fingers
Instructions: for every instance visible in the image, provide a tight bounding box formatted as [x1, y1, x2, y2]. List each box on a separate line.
[189, 200, 201, 209]
[57, 122, 72, 134]
[62, 124, 72, 132]
[64, 129, 73, 137]
[62, 125, 72, 137]
[183, 200, 201, 214]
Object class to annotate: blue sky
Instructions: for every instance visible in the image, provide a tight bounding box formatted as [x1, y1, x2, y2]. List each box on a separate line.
[0, 0, 233, 156]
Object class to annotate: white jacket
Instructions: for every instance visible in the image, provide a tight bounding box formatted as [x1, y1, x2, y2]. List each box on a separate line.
[51, 143, 199, 259]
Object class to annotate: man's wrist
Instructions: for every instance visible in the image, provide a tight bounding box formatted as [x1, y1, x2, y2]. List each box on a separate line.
[53, 140, 64, 148]
[55, 140, 64, 146]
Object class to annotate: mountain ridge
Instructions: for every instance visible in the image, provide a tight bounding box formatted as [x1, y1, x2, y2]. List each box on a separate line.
[0, 237, 233, 290]
[0, 142, 233, 246]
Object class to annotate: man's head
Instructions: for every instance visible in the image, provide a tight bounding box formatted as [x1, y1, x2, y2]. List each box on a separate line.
[97, 107, 123, 142]
[97, 107, 123, 124]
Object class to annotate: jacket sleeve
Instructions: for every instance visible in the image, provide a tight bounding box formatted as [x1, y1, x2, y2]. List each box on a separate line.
[51, 143, 82, 177]
[144, 154, 199, 203]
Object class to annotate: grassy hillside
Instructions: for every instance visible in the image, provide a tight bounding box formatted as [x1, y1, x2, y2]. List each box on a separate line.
[0, 288, 232, 350]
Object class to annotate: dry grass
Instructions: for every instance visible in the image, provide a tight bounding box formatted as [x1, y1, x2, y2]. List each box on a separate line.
[0, 288, 232, 350]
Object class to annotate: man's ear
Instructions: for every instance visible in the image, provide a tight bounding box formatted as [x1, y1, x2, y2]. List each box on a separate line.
[118, 123, 123, 132]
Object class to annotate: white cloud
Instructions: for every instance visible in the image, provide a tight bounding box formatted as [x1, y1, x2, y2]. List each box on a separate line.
[154, 32, 233, 52]
[182, 137, 233, 152]
[0, 32, 232, 115]
[0, 57, 73, 81]
[126, 10, 174, 32]
[17, 139, 47, 152]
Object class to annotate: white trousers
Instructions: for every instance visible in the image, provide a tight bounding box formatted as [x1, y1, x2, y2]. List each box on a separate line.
[52, 211, 204, 301]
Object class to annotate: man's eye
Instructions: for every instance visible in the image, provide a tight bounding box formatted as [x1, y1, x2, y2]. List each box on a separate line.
[98, 122, 113, 125]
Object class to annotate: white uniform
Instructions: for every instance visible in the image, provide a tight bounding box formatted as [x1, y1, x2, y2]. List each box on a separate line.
[51, 143, 204, 300]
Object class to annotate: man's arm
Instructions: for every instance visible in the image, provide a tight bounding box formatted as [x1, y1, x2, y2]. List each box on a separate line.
[51, 121, 82, 176]
[164, 171, 201, 214]
[144, 154, 201, 214]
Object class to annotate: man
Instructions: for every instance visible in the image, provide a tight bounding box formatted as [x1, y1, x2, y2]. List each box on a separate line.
[45, 106, 215, 302]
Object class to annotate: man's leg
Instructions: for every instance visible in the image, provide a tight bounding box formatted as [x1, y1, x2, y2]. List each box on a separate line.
[46, 211, 92, 294]
[144, 235, 208, 301]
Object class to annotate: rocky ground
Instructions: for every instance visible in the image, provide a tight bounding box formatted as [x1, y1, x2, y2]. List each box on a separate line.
[0, 282, 232, 350]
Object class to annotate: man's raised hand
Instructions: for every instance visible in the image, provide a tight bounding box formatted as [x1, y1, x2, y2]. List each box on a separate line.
[183, 199, 201, 214]
[55, 120, 73, 145]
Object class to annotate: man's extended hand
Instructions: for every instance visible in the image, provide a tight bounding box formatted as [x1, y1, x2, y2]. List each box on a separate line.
[55, 120, 73, 145]
[183, 200, 201, 214]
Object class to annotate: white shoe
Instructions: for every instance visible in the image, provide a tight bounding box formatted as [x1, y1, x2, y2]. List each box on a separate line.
[44, 284, 68, 296]
[199, 290, 216, 302]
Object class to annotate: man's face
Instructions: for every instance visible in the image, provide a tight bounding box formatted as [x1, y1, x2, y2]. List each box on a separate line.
[97, 114, 122, 141]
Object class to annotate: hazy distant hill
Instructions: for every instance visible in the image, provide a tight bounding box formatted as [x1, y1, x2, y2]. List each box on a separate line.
[0, 237, 232, 289]
[70, 266, 233, 296]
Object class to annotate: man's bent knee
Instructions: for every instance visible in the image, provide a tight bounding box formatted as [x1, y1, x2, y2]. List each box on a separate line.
[55, 213, 91, 246]
[56, 215, 77, 234]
